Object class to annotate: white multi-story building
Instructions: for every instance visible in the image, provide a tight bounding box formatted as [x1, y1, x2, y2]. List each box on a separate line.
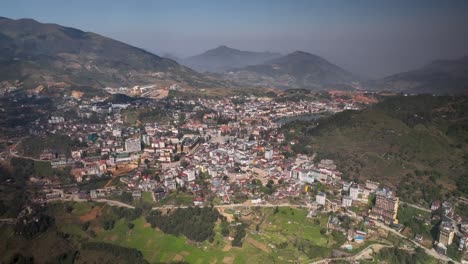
[125, 137, 141, 153]
[299, 171, 315, 184]
[342, 196, 353, 207]
[349, 184, 360, 200]
[265, 148, 273, 160]
[142, 134, 151, 146]
[185, 169, 196, 182]
[342, 182, 352, 192]
[316, 192, 326, 205]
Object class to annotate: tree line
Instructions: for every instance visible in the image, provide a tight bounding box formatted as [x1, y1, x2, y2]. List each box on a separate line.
[14, 205, 55, 239]
[376, 247, 434, 264]
[81, 242, 148, 264]
[145, 207, 221, 242]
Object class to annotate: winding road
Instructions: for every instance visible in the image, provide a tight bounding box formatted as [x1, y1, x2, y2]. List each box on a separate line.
[309, 243, 393, 264]
[373, 221, 459, 264]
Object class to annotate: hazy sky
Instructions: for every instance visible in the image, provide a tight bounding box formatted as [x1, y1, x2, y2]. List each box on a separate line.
[2, 0, 468, 78]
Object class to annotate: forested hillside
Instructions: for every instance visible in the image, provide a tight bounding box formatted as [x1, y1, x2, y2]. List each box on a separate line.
[282, 95, 468, 205]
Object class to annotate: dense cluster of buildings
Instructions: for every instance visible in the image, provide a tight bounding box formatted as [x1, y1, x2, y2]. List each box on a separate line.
[27, 94, 398, 212]
[11, 90, 468, 262]
[433, 200, 468, 259]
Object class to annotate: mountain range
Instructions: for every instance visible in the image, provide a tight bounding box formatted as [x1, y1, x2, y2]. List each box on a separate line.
[216, 51, 359, 90]
[181, 45, 281, 73]
[0, 16, 467, 95]
[370, 56, 468, 95]
[0, 17, 223, 90]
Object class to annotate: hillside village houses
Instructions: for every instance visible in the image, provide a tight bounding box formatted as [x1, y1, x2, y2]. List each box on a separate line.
[31, 94, 391, 211]
[22, 92, 468, 261]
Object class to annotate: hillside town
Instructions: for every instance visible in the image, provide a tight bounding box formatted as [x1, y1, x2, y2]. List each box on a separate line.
[0, 90, 464, 263]
[1, 2, 467, 263]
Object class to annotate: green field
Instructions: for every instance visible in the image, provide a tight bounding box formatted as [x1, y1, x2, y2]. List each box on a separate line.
[91, 206, 347, 263]
[96, 218, 258, 264]
[158, 192, 194, 206]
[47, 202, 343, 263]
[256, 207, 328, 245]
[1, 201, 413, 263]
[142, 191, 154, 204]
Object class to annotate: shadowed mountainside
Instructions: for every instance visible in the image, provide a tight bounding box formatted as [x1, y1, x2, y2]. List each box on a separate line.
[0, 17, 225, 90]
[370, 56, 468, 95]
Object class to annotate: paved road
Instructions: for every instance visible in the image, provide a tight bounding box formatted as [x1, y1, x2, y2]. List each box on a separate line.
[373, 221, 459, 264]
[9, 151, 45, 162]
[400, 201, 431, 213]
[151, 203, 305, 210]
[8, 137, 49, 162]
[60, 197, 135, 209]
[57, 196, 305, 211]
[309, 243, 393, 264]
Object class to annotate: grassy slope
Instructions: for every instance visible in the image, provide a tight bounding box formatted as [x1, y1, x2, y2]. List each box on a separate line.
[141, 191, 154, 204]
[2, 201, 436, 263]
[7, 202, 342, 264]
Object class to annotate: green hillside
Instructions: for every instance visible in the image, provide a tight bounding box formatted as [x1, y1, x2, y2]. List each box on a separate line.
[282, 95, 468, 205]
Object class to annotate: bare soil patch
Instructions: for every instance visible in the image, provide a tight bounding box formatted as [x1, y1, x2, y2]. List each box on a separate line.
[173, 254, 183, 261]
[222, 256, 234, 264]
[245, 237, 270, 253]
[79, 206, 103, 222]
[222, 243, 232, 252]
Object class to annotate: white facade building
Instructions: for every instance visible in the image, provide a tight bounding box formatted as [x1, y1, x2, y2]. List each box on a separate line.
[316, 192, 326, 205]
[185, 169, 196, 182]
[349, 184, 359, 200]
[342, 196, 353, 207]
[125, 137, 141, 153]
[265, 149, 273, 160]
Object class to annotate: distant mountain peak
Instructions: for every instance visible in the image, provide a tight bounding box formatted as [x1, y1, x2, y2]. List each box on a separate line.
[290, 50, 311, 56]
[220, 51, 358, 90]
[278, 51, 324, 62]
[182, 46, 281, 73]
[16, 18, 39, 23]
[204, 45, 240, 56]
[215, 45, 232, 50]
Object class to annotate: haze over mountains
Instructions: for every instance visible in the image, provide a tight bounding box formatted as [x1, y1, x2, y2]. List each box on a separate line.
[181, 45, 281, 73]
[217, 51, 359, 90]
[371, 56, 468, 95]
[179, 45, 468, 94]
[0, 16, 467, 95]
[0, 17, 223, 90]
